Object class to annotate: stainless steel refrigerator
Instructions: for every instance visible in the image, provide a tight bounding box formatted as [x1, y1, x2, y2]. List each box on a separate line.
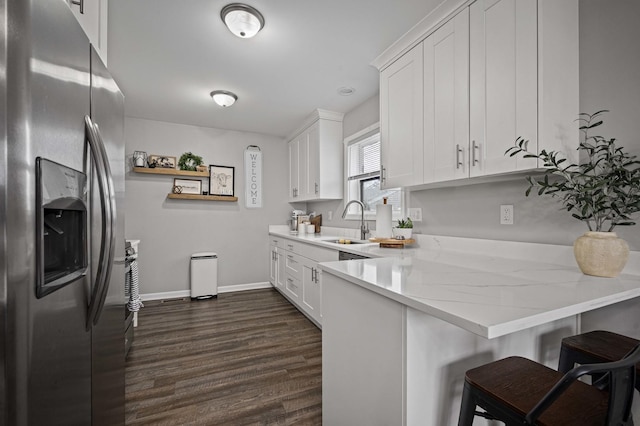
[1, 0, 126, 424]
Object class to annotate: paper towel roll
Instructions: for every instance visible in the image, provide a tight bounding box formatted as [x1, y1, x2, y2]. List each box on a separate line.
[376, 203, 392, 239]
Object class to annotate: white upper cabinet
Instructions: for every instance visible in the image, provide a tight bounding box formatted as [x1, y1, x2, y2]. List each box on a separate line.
[469, 0, 537, 177]
[374, 0, 578, 188]
[66, 0, 108, 63]
[380, 45, 424, 189]
[289, 135, 302, 201]
[424, 8, 469, 183]
[288, 110, 343, 202]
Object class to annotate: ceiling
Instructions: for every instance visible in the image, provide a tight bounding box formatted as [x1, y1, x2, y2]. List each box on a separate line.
[108, 0, 442, 138]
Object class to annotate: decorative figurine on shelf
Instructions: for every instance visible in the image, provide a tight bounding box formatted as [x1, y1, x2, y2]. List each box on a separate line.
[133, 151, 148, 168]
[178, 152, 204, 171]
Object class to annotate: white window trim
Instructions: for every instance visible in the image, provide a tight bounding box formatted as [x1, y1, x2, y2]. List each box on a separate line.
[342, 122, 405, 222]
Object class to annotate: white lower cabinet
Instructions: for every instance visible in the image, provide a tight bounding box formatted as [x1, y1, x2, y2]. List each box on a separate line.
[284, 252, 302, 303]
[270, 237, 338, 327]
[269, 238, 280, 286]
[301, 257, 322, 323]
[276, 247, 286, 291]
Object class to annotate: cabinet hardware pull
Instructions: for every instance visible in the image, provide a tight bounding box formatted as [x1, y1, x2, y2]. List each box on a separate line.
[315, 182, 319, 194]
[381, 166, 386, 183]
[71, 0, 84, 13]
[472, 141, 480, 166]
[456, 144, 464, 169]
[287, 244, 294, 250]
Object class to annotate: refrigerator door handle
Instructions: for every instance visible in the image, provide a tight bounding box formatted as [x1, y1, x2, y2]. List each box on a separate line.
[84, 115, 114, 329]
[90, 122, 117, 326]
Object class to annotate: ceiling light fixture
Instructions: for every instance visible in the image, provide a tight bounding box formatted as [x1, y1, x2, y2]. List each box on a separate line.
[210, 90, 238, 107]
[220, 3, 265, 39]
[338, 86, 355, 96]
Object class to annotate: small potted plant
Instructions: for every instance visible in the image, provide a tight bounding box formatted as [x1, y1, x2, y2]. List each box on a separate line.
[178, 152, 204, 171]
[393, 217, 413, 240]
[506, 110, 640, 277]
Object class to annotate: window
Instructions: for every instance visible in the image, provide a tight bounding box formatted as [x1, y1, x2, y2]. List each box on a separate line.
[344, 125, 402, 220]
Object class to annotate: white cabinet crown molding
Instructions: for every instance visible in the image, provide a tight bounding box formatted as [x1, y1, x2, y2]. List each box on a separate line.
[372, 0, 470, 71]
[287, 109, 344, 141]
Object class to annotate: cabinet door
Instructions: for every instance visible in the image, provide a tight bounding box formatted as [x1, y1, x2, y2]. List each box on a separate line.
[269, 247, 277, 286]
[301, 259, 321, 323]
[424, 8, 469, 183]
[285, 275, 301, 303]
[469, 0, 537, 177]
[276, 248, 286, 290]
[380, 44, 424, 188]
[298, 132, 309, 200]
[288, 139, 299, 201]
[305, 122, 320, 200]
[67, 0, 107, 63]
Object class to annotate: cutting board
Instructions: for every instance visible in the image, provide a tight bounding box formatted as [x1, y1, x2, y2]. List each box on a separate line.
[310, 214, 322, 233]
[368, 237, 416, 248]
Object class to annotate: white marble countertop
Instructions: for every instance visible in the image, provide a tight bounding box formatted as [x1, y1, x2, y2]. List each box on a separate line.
[269, 225, 640, 339]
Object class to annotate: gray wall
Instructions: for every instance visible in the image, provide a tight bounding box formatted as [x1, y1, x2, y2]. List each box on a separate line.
[125, 117, 289, 295]
[312, 1, 640, 251]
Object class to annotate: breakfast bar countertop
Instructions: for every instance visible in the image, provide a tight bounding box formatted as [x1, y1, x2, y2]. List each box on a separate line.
[319, 248, 640, 339]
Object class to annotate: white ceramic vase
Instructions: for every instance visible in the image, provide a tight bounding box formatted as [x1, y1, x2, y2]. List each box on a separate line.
[573, 231, 629, 278]
[392, 228, 412, 239]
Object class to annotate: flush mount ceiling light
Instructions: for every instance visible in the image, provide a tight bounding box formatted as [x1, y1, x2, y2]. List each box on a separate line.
[221, 3, 265, 38]
[210, 90, 238, 107]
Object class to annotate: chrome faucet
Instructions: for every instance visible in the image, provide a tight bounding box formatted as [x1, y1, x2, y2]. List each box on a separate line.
[342, 200, 369, 241]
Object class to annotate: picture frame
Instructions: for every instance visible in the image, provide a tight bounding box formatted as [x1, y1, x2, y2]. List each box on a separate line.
[209, 165, 235, 196]
[148, 155, 176, 169]
[173, 178, 202, 195]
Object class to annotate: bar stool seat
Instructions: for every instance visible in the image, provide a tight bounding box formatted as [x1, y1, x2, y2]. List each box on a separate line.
[458, 343, 640, 425]
[458, 357, 608, 425]
[559, 330, 640, 390]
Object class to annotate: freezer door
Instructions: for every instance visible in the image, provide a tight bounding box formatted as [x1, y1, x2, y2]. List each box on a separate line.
[8, 0, 93, 424]
[89, 45, 126, 426]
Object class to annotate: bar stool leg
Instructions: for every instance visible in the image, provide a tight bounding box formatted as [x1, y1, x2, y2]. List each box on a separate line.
[458, 382, 477, 426]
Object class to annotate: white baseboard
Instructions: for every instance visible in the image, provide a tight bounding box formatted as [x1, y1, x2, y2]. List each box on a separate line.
[140, 282, 272, 301]
[218, 281, 272, 293]
[140, 290, 191, 301]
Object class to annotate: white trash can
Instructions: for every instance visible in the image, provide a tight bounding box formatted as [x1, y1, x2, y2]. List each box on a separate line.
[190, 252, 218, 299]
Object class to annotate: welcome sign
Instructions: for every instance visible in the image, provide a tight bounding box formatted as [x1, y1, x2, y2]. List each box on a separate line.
[244, 146, 262, 208]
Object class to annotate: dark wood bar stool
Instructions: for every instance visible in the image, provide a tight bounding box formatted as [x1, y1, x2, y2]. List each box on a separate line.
[559, 330, 640, 391]
[457, 343, 640, 425]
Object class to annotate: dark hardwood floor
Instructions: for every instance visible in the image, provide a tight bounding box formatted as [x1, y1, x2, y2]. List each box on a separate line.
[125, 288, 322, 425]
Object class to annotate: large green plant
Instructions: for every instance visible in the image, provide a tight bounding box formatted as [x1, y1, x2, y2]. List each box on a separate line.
[505, 111, 640, 232]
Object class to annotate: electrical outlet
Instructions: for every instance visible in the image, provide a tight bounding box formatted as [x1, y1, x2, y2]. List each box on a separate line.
[328, 211, 333, 221]
[500, 205, 514, 225]
[408, 208, 422, 222]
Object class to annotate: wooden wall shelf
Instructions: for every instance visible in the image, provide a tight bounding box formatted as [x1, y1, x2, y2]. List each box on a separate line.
[167, 193, 238, 202]
[133, 167, 209, 177]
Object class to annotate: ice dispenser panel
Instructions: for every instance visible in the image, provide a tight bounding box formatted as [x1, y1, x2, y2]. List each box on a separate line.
[36, 157, 88, 298]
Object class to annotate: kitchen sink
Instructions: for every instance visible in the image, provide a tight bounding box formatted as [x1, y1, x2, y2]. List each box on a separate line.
[325, 239, 371, 245]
